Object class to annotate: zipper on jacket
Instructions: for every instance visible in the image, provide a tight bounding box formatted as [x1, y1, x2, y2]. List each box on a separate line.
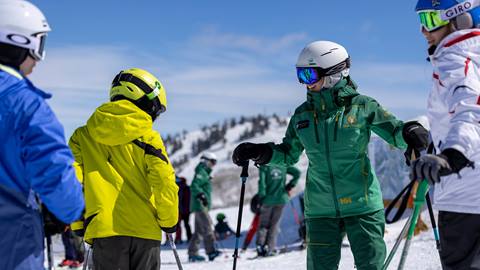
[313, 111, 320, 143]
[324, 118, 340, 217]
[333, 113, 339, 141]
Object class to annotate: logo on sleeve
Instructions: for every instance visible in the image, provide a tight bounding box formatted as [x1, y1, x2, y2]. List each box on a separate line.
[347, 115, 356, 125]
[296, 120, 310, 130]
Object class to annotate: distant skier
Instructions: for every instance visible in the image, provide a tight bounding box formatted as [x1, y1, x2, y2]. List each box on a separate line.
[232, 40, 429, 269]
[0, 1, 85, 269]
[214, 212, 235, 240]
[69, 68, 178, 270]
[255, 164, 300, 257]
[412, 1, 480, 269]
[188, 152, 223, 262]
[175, 176, 192, 244]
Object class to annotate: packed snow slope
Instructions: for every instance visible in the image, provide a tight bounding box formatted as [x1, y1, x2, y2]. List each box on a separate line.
[47, 114, 440, 269]
[166, 114, 429, 207]
[47, 206, 441, 269]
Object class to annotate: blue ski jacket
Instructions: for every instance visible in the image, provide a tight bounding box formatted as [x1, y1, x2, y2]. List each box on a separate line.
[0, 64, 84, 270]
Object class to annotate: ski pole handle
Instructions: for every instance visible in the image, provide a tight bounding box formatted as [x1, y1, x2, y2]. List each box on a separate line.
[241, 162, 249, 178]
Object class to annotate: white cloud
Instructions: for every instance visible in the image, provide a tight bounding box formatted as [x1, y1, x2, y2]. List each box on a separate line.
[28, 29, 432, 135]
[191, 26, 308, 54]
[31, 46, 140, 90]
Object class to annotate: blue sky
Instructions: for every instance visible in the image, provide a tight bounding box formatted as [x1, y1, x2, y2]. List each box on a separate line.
[29, 0, 433, 137]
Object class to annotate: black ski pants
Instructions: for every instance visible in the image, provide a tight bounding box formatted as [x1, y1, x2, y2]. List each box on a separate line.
[439, 211, 480, 270]
[92, 236, 161, 270]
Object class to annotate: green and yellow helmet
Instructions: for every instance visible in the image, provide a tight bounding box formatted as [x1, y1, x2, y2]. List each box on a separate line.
[110, 68, 167, 120]
[216, 212, 226, 221]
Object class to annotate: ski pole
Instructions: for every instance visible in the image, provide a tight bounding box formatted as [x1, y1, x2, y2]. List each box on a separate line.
[232, 162, 249, 270]
[425, 192, 441, 251]
[397, 179, 429, 270]
[82, 245, 91, 270]
[167, 233, 184, 270]
[46, 234, 54, 270]
[382, 213, 413, 270]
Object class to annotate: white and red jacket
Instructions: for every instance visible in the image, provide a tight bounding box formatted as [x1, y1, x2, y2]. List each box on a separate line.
[428, 29, 480, 214]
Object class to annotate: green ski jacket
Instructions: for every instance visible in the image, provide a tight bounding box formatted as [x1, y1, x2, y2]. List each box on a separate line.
[268, 77, 406, 218]
[258, 164, 301, 206]
[190, 162, 213, 212]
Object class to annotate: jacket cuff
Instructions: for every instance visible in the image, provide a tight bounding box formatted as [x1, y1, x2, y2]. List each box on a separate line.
[161, 225, 177, 234]
[441, 148, 474, 173]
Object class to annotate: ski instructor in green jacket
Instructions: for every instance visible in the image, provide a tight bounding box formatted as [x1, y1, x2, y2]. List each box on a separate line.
[232, 40, 429, 270]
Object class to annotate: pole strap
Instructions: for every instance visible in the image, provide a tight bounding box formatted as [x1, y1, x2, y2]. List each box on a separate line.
[385, 179, 415, 224]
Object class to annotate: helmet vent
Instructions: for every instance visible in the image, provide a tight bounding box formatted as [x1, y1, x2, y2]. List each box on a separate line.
[127, 86, 134, 92]
[321, 48, 338, 56]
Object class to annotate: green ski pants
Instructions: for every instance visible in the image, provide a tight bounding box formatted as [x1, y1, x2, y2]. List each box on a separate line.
[306, 209, 386, 270]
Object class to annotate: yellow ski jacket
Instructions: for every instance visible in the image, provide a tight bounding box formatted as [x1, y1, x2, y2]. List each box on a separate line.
[69, 100, 178, 243]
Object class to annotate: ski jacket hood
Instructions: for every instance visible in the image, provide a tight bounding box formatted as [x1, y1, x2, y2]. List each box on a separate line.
[86, 100, 152, 146]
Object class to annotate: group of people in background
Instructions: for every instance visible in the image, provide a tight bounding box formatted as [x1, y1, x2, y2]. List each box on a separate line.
[2, 0, 480, 270]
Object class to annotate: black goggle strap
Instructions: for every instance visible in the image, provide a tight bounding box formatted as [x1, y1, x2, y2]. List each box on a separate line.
[322, 58, 351, 76]
[112, 72, 154, 96]
[306, 58, 351, 78]
[202, 157, 217, 164]
[112, 71, 166, 114]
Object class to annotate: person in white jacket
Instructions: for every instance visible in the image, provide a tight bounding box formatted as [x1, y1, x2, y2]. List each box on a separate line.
[413, 1, 480, 269]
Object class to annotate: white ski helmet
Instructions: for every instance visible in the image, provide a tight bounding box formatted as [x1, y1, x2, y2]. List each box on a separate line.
[0, 0, 51, 61]
[296, 41, 350, 88]
[201, 152, 217, 164]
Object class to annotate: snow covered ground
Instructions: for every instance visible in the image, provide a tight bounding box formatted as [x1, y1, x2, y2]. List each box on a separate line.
[46, 115, 441, 269]
[48, 204, 441, 269]
[158, 207, 442, 270]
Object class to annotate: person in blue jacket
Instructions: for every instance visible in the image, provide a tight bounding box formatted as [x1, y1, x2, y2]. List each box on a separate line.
[0, 1, 85, 269]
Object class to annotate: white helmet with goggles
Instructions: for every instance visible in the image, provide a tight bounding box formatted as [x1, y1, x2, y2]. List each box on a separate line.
[416, 0, 480, 32]
[0, 0, 51, 62]
[296, 41, 350, 88]
[201, 152, 217, 164]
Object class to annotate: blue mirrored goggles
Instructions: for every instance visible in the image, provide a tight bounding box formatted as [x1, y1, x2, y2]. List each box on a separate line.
[296, 67, 322, 85]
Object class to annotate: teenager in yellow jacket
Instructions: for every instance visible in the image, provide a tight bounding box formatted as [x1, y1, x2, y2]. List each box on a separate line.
[69, 68, 178, 270]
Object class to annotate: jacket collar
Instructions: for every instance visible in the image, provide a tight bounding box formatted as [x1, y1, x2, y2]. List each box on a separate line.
[306, 77, 358, 115]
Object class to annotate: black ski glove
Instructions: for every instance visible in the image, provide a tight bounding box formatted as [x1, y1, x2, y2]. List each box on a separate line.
[196, 193, 208, 207]
[402, 121, 429, 165]
[42, 204, 68, 237]
[161, 225, 177, 234]
[285, 182, 295, 192]
[410, 148, 474, 184]
[232, 142, 273, 166]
